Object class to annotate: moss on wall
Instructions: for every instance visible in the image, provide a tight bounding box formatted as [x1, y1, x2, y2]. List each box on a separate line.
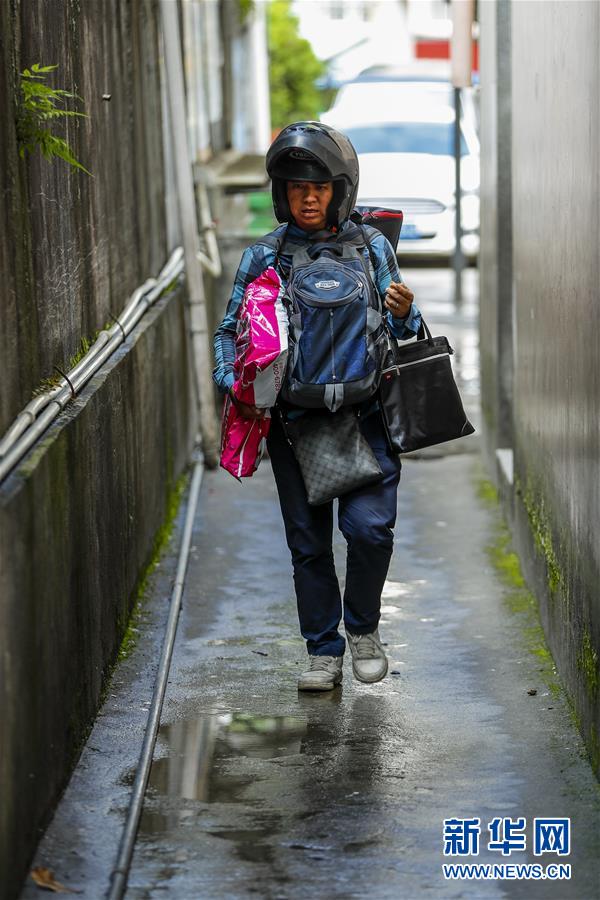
[477, 477, 561, 699]
[516, 476, 563, 595]
[577, 629, 599, 700]
[118, 471, 188, 661]
[479, 473, 600, 774]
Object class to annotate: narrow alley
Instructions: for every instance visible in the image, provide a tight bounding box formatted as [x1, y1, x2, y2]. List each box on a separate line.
[3, 2, 600, 898]
[21, 271, 600, 899]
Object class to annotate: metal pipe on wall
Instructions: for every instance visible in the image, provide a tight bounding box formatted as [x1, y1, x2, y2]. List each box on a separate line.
[160, 0, 219, 468]
[453, 85, 464, 292]
[0, 250, 184, 484]
[451, 0, 475, 298]
[196, 183, 222, 279]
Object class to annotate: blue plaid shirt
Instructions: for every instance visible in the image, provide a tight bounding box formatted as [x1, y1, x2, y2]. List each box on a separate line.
[212, 220, 421, 395]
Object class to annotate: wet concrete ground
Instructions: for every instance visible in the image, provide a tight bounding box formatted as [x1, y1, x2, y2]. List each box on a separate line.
[21, 270, 600, 899]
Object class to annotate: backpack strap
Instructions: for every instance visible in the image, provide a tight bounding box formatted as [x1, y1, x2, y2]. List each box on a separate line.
[358, 223, 378, 274]
[358, 222, 394, 314]
[273, 226, 287, 275]
[257, 223, 380, 285]
[325, 222, 379, 276]
[254, 224, 296, 279]
[255, 224, 287, 267]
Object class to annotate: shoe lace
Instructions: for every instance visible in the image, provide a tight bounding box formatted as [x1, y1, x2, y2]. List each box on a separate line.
[351, 633, 380, 659]
[309, 655, 338, 671]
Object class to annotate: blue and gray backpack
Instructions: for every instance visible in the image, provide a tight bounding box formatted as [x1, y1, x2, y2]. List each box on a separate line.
[261, 224, 387, 412]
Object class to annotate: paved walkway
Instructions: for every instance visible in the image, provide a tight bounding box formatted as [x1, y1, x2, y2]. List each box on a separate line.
[21, 270, 600, 899]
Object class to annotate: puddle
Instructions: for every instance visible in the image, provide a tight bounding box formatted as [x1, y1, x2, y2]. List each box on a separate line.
[140, 712, 307, 800]
[133, 713, 314, 838]
[208, 827, 279, 864]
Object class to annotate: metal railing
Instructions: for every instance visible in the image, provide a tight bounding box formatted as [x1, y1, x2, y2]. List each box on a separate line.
[0, 247, 185, 485]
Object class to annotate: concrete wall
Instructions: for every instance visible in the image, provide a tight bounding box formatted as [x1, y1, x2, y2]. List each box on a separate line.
[0, 290, 196, 899]
[0, 0, 168, 436]
[0, 1, 198, 895]
[480, 0, 600, 773]
[478, 0, 499, 453]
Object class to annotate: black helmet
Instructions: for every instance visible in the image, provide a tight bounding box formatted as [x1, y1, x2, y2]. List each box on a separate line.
[265, 121, 359, 228]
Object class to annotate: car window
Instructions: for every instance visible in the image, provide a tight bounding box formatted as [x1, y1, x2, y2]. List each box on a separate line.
[345, 123, 469, 156]
[332, 82, 453, 110]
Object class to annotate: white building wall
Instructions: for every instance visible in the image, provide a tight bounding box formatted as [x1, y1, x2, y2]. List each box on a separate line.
[179, 0, 270, 159]
[293, 0, 411, 83]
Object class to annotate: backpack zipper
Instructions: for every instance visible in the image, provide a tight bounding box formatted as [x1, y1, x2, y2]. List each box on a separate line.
[330, 309, 336, 380]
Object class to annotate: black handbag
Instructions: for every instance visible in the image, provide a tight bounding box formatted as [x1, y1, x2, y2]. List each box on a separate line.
[279, 407, 383, 506]
[379, 318, 475, 454]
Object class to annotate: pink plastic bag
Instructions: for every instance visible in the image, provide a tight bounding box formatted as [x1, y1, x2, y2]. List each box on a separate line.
[220, 396, 271, 480]
[220, 267, 288, 479]
[232, 266, 288, 407]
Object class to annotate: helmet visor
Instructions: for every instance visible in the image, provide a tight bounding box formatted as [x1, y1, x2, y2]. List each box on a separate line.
[268, 148, 331, 183]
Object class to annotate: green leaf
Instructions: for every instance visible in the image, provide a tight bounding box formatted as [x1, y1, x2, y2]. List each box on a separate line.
[17, 63, 92, 176]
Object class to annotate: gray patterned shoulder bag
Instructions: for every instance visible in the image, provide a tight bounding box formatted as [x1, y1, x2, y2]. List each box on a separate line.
[278, 408, 383, 506]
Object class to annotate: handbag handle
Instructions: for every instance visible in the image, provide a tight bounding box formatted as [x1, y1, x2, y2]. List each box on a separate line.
[415, 318, 434, 342]
[384, 314, 433, 345]
[382, 314, 436, 375]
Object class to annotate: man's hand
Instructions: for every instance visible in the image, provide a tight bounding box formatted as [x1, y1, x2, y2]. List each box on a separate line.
[230, 389, 266, 420]
[384, 281, 414, 319]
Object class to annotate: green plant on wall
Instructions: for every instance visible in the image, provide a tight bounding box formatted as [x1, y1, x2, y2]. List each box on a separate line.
[239, 0, 255, 24]
[16, 63, 91, 175]
[267, 0, 326, 131]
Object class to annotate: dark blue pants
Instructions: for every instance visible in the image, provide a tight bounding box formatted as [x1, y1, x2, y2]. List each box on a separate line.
[267, 411, 401, 657]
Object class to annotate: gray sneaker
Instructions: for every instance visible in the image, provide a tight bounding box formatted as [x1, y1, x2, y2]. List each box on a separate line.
[297, 654, 343, 691]
[346, 628, 388, 683]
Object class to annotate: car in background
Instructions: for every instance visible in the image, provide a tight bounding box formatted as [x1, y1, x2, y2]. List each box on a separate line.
[321, 73, 480, 261]
[332, 62, 480, 130]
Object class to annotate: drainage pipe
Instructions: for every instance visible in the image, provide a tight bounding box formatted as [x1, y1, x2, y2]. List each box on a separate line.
[0, 248, 184, 483]
[106, 451, 204, 900]
[160, 0, 219, 467]
[196, 182, 222, 279]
